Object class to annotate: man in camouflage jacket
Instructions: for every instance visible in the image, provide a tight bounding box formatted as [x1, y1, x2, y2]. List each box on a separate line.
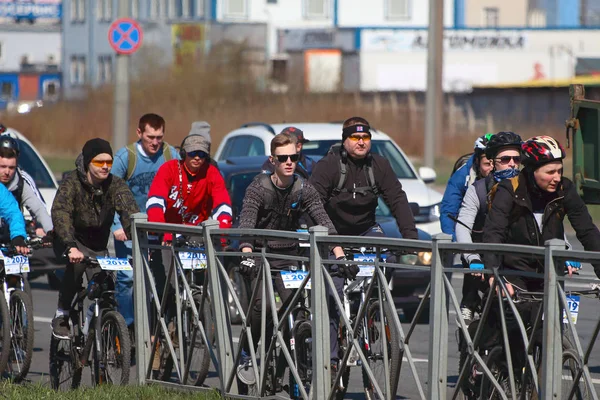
[51, 138, 139, 338]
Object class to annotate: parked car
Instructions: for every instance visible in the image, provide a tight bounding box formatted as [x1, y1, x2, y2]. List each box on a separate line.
[214, 122, 443, 235]
[218, 156, 432, 324]
[1, 126, 63, 287]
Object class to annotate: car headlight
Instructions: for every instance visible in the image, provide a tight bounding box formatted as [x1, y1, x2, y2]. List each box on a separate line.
[428, 203, 441, 222]
[418, 251, 432, 266]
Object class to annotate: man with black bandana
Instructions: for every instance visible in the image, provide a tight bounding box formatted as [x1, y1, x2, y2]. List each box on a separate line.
[309, 116, 418, 384]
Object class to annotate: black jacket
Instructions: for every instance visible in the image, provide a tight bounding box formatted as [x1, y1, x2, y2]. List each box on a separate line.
[483, 173, 600, 277]
[260, 153, 315, 180]
[309, 150, 418, 238]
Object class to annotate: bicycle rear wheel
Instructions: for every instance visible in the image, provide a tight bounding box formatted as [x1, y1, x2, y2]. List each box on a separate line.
[0, 290, 11, 376]
[561, 348, 591, 400]
[49, 336, 81, 390]
[362, 299, 401, 400]
[7, 290, 34, 382]
[99, 310, 130, 385]
[184, 293, 214, 386]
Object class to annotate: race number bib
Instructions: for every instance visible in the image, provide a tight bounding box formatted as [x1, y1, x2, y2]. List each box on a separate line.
[97, 257, 133, 271]
[281, 270, 311, 289]
[179, 251, 207, 270]
[354, 253, 376, 277]
[4, 255, 29, 275]
[563, 295, 580, 325]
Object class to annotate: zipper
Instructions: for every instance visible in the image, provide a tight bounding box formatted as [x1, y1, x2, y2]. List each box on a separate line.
[542, 196, 564, 227]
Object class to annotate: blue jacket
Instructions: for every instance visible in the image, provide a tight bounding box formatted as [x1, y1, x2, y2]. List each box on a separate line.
[440, 154, 476, 240]
[0, 183, 26, 240]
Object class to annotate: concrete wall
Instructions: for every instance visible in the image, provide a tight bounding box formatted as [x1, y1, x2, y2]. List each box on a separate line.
[0, 30, 61, 70]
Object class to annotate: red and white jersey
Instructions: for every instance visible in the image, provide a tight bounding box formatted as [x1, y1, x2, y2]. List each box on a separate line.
[146, 160, 232, 238]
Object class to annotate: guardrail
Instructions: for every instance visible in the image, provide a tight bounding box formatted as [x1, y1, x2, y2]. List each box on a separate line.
[129, 213, 600, 400]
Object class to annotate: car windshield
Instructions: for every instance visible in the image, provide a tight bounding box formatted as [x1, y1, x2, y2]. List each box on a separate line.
[18, 140, 56, 189]
[302, 140, 417, 179]
[227, 171, 261, 219]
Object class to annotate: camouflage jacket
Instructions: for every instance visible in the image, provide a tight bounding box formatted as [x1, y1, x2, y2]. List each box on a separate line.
[52, 154, 139, 252]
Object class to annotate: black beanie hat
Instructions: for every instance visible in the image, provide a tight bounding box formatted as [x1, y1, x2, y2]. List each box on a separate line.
[82, 138, 113, 167]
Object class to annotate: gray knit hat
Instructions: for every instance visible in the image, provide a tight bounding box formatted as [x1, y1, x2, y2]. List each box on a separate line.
[189, 121, 211, 144]
[182, 134, 210, 154]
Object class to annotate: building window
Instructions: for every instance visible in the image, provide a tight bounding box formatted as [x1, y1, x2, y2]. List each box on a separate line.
[150, 0, 159, 19]
[483, 7, 499, 27]
[304, 0, 327, 18]
[71, 0, 86, 23]
[131, 0, 139, 18]
[97, 0, 112, 22]
[224, 0, 247, 18]
[70, 55, 86, 85]
[97, 55, 113, 84]
[195, 0, 205, 17]
[43, 80, 60, 100]
[386, 0, 410, 20]
[182, 0, 191, 17]
[267, 0, 277, 3]
[1, 82, 12, 100]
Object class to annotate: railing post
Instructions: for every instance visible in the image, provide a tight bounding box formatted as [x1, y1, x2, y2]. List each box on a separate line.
[428, 233, 451, 400]
[541, 239, 565, 398]
[202, 219, 237, 393]
[310, 225, 330, 400]
[131, 212, 150, 385]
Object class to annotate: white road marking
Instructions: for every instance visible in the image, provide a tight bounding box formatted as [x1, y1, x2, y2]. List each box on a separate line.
[34, 316, 53, 324]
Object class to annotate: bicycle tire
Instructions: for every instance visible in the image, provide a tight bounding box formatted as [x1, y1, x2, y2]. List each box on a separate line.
[479, 345, 511, 400]
[362, 299, 401, 400]
[99, 310, 131, 385]
[290, 320, 312, 400]
[561, 348, 591, 400]
[457, 340, 479, 400]
[185, 293, 214, 386]
[333, 324, 354, 400]
[0, 291, 11, 376]
[7, 290, 34, 382]
[49, 335, 82, 390]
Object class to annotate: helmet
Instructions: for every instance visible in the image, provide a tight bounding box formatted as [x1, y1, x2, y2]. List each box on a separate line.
[474, 133, 494, 153]
[521, 136, 566, 167]
[485, 131, 523, 160]
[0, 135, 19, 156]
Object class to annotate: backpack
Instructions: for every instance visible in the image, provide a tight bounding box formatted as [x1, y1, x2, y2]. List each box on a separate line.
[124, 142, 173, 181]
[327, 144, 380, 199]
[487, 176, 519, 212]
[452, 152, 473, 175]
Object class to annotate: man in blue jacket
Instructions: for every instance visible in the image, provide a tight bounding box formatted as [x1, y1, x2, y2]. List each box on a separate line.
[0, 182, 29, 255]
[110, 113, 180, 329]
[439, 133, 493, 320]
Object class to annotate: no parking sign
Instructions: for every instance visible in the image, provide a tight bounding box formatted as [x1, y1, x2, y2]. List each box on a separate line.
[108, 18, 143, 55]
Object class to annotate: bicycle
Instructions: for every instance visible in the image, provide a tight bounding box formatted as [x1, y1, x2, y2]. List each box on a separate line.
[237, 258, 313, 399]
[0, 238, 48, 382]
[152, 241, 215, 386]
[334, 246, 401, 400]
[457, 282, 594, 400]
[49, 256, 131, 390]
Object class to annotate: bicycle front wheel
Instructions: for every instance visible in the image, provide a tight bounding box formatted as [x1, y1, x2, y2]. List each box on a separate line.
[49, 335, 81, 390]
[7, 290, 34, 382]
[184, 293, 214, 386]
[362, 299, 401, 400]
[561, 348, 591, 400]
[0, 290, 11, 376]
[98, 310, 131, 385]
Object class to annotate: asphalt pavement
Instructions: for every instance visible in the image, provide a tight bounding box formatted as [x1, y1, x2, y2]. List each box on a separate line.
[26, 234, 600, 398]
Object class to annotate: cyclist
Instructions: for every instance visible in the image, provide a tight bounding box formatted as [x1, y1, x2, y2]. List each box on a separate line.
[454, 132, 522, 323]
[261, 126, 315, 179]
[309, 116, 418, 380]
[484, 135, 600, 290]
[440, 133, 494, 321]
[146, 132, 232, 296]
[110, 113, 179, 330]
[50, 138, 139, 339]
[236, 132, 345, 385]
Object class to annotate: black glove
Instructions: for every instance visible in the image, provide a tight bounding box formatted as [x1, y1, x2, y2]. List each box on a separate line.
[239, 257, 257, 279]
[11, 236, 26, 248]
[336, 256, 360, 280]
[43, 230, 55, 244]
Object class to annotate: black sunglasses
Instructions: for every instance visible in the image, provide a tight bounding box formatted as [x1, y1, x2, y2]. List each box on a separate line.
[187, 150, 208, 159]
[496, 155, 521, 165]
[274, 154, 299, 163]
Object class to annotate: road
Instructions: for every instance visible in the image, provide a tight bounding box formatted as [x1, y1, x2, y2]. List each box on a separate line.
[27, 235, 600, 398]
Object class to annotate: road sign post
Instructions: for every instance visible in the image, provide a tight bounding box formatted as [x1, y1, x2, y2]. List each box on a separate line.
[108, 10, 143, 152]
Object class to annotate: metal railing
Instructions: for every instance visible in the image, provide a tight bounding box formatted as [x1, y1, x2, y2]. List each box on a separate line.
[129, 213, 600, 399]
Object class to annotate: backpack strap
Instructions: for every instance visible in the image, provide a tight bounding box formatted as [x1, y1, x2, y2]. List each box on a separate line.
[474, 178, 488, 215]
[333, 158, 347, 195]
[365, 162, 380, 196]
[162, 142, 172, 162]
[125, 143, 137, 181]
